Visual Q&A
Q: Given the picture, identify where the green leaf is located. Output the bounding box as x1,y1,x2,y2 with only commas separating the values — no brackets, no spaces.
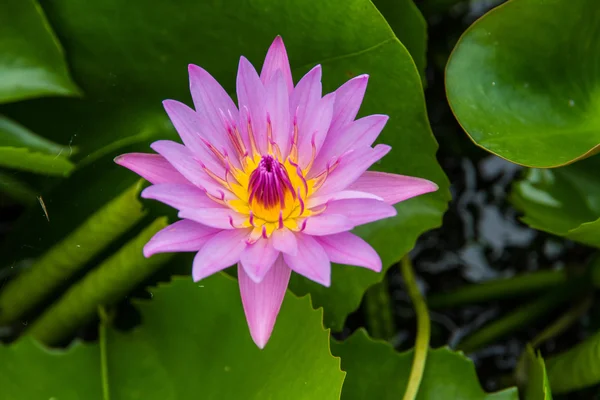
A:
545,329,600,394
0,275,345,399
0,115,74,155
0,147,74,176
0,181,147,325
524,346,553,400
29,218,173,345
511,155,600,248
0,0,80,103
331,329,518,399
372,0,428,82
0,170,37,205
3,0,449,330
446,0,600,168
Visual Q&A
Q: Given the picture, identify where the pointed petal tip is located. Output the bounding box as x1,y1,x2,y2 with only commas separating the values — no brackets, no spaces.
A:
113,154,125,165
251,332,269,349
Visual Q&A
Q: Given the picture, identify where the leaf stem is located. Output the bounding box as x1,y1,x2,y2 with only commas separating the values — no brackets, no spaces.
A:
457,276,589,353
401,256,430,400
98,306,110,400
427,269,567,309
0,181,146,325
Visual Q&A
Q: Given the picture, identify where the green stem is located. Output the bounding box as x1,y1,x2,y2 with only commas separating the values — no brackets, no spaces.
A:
28,218,172,345
98,306,110,400
364,279,395,340
401,256,430,400
456,276,589,353
0,181,146,325
427,269,567,309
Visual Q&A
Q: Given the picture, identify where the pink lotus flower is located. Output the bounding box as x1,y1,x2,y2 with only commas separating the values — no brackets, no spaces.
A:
115,36,437,348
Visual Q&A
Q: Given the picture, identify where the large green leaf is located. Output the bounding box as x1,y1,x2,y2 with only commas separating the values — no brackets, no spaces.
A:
0,115,74,155
511,155,600,248
2,0,448,330
372,0,428,81
0,0,80,103
0,275,344,399
0,147,74,176
545,329,600,394
446,0,600,168
331,329,518,399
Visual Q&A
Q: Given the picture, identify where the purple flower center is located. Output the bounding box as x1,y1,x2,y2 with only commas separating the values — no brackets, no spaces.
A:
248,155,295,209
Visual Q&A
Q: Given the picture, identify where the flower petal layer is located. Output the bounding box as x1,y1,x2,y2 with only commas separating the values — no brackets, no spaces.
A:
237,57,268,154
179,208,247,230
348,171,439,205
315,144,391,194
192,228,251,281
271,228,298,256
260,36,294,93
188,64,239,158
239,255,291,349
317,232,382,272
114,153,188,184
143,220,219,257
322,198,397,226
328,74,369,134
141,183,221,210
240,237,280,283
301,214,354,236
283,234,331,286
312,114,388,175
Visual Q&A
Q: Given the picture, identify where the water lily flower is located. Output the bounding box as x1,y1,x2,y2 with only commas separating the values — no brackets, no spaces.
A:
115,36,437,348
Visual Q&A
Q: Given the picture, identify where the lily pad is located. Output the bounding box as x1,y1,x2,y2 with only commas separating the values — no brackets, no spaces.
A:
511,155,600,248
446,0,600,168
0,0,80,103
331,329,518,399
0,275,344,399
2,0,449,330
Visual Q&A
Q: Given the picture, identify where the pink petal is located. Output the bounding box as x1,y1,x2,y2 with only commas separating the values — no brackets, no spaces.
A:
162,100,226,174
283,234,331,286
179,208,246,230
192,228,251,281
114,153,189,185
141,183,222,210
307,190,382,209
239,237,280,283
323,198,397,226
317,232,382,272
290,66,322,163
143,220,219,257
301,214,354,236
311,115,388,175
260,36,294,94
315,144,391,195
150,140,231,198
188,64,239,157
348,171,439,205
239,255,291,348
271,228,298,256
237,57,268,154
297,92,335,168
265,70,291,158
328,74,369,134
